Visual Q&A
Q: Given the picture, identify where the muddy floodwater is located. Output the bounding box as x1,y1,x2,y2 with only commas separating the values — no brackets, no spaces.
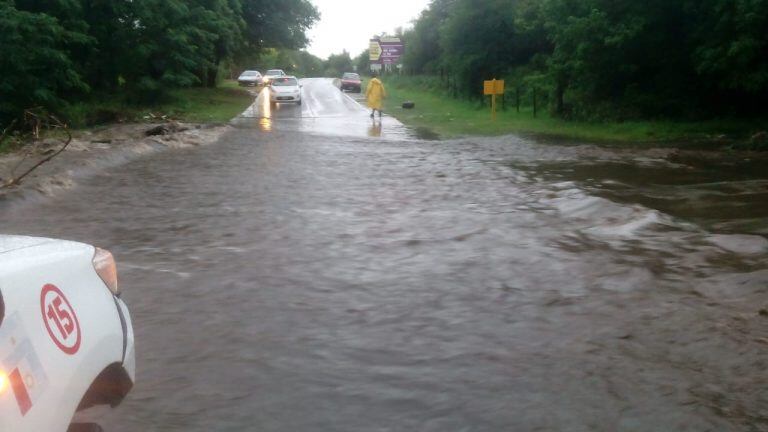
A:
2,79,767,431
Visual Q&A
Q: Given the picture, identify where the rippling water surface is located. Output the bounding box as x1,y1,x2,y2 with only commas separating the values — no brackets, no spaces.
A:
2,81,767,431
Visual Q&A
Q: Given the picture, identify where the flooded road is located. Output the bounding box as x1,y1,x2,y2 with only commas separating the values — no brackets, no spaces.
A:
2,79,768,431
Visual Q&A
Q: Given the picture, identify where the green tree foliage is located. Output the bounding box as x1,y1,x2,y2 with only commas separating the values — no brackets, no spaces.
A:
324,51,354,77
235,0,319,75
440,0,538,97
539,0,701,117
404,0,768,119
401,0,451,74
251,48,323,77
0,2,88,121
691,0,768,110
190,0,246,87
354,50,370,75
240,0,318,51
0,0,319,124
294,50,325,77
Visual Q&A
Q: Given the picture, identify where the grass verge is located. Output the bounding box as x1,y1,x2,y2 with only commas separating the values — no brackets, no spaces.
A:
62,80,254,127
161,83,254,123
382,76,767,147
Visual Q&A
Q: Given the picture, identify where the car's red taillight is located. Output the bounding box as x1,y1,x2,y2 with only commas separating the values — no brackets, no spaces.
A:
93,247,120,296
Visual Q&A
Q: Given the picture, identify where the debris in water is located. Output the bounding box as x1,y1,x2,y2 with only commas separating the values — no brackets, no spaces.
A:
145,121,189,136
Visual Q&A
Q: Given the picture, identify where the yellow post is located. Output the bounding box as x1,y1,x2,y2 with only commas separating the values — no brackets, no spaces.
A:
492,93,497,121
491,79,497,121
484,78,504,122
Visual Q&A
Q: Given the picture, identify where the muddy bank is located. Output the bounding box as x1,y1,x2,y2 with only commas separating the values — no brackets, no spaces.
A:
0,122,232,205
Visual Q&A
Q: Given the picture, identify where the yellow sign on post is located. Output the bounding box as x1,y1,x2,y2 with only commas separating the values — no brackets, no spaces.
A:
483,79,505,121
369,40,382,62
483,79,504,96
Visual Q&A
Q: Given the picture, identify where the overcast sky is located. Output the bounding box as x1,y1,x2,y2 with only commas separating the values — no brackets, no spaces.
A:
306,0,432,59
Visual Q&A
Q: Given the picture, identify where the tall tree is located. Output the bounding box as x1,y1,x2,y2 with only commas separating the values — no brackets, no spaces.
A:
690,0,768,112
240,0,319,51
354,49,370,75
325,51,354,77
404,0,768,118
0,2,88,123
440,0,533,97
190,0,246,87
401,0,453,74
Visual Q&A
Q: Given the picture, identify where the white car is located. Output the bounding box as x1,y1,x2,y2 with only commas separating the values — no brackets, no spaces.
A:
269,76,302,105
237,70,262,86
262,69,286,84
0,236,135,432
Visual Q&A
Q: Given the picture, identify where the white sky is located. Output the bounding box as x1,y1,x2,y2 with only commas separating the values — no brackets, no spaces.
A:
306,0,432,59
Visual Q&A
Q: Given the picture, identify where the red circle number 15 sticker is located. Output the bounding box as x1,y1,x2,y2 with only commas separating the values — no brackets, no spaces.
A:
40,284,82,355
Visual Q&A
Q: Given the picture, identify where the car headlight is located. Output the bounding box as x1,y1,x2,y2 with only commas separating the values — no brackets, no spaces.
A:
93,247,120,296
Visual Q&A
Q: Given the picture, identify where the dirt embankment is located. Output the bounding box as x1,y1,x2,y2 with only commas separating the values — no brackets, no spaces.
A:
0,122,232,204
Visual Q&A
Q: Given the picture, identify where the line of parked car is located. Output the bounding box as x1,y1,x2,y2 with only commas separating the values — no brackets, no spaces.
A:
238,69,304,106
237,68,289,87
237,69,363,109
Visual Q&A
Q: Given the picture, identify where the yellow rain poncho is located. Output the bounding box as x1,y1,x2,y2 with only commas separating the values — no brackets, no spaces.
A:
366,77,386,110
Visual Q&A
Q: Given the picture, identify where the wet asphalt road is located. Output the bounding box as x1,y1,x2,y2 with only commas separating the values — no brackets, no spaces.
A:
2,78,768,431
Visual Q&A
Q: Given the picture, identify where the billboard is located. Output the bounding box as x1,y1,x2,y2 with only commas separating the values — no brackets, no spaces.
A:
369,37,404,65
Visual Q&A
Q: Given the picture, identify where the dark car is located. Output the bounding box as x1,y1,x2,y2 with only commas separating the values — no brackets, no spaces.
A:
340,72,362,93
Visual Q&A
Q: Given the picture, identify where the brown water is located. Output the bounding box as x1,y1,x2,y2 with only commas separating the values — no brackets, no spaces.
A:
1,80,767,431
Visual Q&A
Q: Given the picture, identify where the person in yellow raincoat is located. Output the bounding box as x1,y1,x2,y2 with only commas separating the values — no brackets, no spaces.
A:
366,72,386,118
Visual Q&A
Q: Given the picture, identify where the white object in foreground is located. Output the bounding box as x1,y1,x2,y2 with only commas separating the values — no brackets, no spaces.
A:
0,236,135,432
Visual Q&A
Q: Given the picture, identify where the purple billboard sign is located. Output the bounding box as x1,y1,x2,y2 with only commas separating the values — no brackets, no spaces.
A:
369,37,404,65
380,37,404,65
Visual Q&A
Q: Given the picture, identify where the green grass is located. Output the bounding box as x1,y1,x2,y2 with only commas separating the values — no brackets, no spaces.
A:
62,80,254,127
382,76,767,147
0,137,19,154
161,82,254,123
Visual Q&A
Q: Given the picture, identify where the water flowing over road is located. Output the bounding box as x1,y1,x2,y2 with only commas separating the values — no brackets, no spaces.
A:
2,79,767,431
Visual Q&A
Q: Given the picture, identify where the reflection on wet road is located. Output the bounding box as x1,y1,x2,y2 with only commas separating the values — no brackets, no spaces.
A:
237,78,418,140
2,79,768,431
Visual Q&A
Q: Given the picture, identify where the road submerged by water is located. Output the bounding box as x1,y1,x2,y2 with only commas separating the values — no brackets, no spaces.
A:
2,78,767,431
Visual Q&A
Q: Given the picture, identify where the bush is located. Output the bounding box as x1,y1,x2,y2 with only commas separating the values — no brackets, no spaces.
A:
0,4,88,125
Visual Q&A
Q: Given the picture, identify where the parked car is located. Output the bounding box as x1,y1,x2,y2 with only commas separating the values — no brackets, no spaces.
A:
0,236,135,432
269,76,302,105
262,69,286,84
237,70,262,86
340,72,362,93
